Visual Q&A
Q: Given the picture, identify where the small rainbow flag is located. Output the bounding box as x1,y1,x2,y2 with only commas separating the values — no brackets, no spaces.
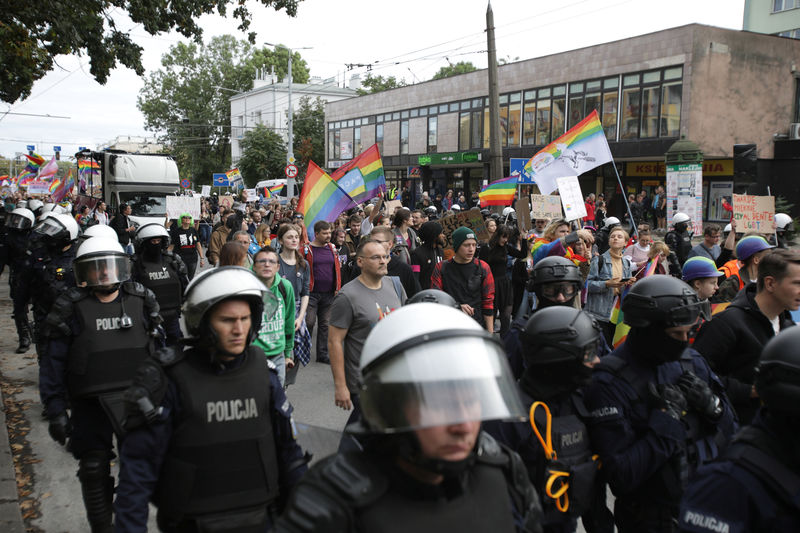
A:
298,161,358,240
78,159,100,173
479,175,518,207
51,169,75,203
330,144,385,204
48,177,61,193
263,184,283,198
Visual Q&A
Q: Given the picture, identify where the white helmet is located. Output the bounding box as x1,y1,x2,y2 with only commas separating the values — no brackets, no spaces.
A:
775,213,793,232
358,303,525,433
724,223,732,233
451,204,461,211
34,213,80,244
135,223,170,246
672,212,691,225
181,266,278,345
73,237,131,288
39,203,56,220
27,199,44,216
83,224,118,240
502,207,515,216
603,216,620,228
7,208,35,230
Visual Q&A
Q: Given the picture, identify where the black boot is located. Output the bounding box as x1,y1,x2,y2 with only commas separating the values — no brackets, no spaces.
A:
14,316,31,354
78,451,114,533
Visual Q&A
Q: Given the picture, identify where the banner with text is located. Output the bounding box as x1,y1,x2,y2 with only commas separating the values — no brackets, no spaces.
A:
733,194,775,233
530,194,564,221
556,176,587,222
439,208,490,249
166,196,201,221
201,185,211,197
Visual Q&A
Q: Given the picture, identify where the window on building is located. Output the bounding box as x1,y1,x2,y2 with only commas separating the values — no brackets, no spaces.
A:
255,111,262,124
376,124,384,154
499,103,509,147
401,120,409,155
508,99,521,147
620,74,641,140
602,77,619,140
773,0,800,12
523,100,536,145
552,85,566,139
428,116,437,153
236,115,244,139
328,131,335,160
333,129,341,159
661,82,682,137
536,94,551,145
640,86,661,138
483,105,491,149
459,112,470,151
354,127,362,155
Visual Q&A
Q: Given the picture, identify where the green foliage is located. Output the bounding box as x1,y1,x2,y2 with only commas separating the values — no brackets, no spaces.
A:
432,61,478,80
292,97,325,175
356,74,406,96
239,124,287,184
0,0,301,104
137,35,310,185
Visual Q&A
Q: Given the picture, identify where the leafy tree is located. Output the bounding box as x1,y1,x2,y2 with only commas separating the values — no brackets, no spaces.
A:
292,96,325,175
0,0,300,104
137,35,309,185
432,61,478,80
238,124,287,184
356,74,406,96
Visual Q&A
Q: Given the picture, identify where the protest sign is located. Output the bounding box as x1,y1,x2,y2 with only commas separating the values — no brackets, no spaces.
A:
384,200,403,217
201,185,211,197
556,176,587,222
733,194,775,233
166,195,201,220
515,197,531,232
219,195,234,210
27,180,50,195
439,208,490,249
244,188,258,202
530,194,563,221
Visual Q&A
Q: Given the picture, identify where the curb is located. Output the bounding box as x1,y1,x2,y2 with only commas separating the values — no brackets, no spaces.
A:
0,388,25,533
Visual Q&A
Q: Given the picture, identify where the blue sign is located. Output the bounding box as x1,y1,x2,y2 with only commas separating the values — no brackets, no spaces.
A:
510,157,534,184
26,145,35,151
79,146,87,151
53,146,61,152
212,173,229,187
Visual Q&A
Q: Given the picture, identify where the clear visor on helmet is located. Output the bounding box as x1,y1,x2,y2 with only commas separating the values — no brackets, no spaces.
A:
33,217,65,238
666,299,711,327
7,214,31,230
74,255,131,287
360,337,525,433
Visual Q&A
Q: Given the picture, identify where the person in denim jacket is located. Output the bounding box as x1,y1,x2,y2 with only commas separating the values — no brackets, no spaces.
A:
585,227,633,345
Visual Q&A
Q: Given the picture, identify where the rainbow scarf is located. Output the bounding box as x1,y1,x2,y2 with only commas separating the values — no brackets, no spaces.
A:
298,161,358,240
330,144,385,204
479,175,517,207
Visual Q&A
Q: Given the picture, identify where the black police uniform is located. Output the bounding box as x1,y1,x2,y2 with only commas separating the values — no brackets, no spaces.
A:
131,250,188,346
678,408,800,533
665,226,692,266
30,243,77,357
274,432,543,533
114,345,308,532
583,342,737,532
0,225,34,349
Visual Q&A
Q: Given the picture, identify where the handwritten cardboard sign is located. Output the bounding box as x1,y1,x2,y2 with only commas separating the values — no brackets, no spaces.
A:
244,188,258,202
166,196,201,220
384,200,403,217
201,185,211,197
219,195,234,210
515,197,531,233
439,208,490,249
530,194,563,221
733,194,775,233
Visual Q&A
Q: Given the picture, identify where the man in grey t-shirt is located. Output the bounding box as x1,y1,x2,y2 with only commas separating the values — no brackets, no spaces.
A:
328,239,405,443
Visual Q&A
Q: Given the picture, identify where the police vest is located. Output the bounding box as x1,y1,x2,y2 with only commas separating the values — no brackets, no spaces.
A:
40,247,77,313
441,259,485,325
666,230,692,263
155,346,280,522
719,259,744,291
67,291,151,398
136,256,182,318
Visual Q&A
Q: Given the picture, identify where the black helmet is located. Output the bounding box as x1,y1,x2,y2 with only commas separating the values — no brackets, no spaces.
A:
406,289,458,308
521,307,600,366
480,208,491,218
622,275,710,328
531,256,581,286
755,328,800,415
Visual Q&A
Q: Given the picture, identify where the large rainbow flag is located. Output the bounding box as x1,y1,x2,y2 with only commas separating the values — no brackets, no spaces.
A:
298,161,358,240
51,169,75,203
479,175,517,207
330,144,385,204
16,152,45,186
523,110,612,195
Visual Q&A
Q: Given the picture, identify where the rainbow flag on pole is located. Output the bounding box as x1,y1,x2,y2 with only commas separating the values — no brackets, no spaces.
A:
263,184,283,198
298,161,358,240
48,177,61,193
330,144,385,204
523,110,612,195
51,169,75,203
479,175,518,207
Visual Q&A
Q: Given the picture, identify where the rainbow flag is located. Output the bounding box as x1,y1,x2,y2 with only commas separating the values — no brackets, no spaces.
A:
263,184,283,198
51,169,75,203
25,152,45,166
78,159,100,173
48,177,61,193
330,144,385,204
479,175,517,207
523,110,612,194
298,161,358,240
38,156,59,179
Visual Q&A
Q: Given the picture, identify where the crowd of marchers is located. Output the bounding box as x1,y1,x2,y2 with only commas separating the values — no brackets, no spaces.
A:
0,187,799,533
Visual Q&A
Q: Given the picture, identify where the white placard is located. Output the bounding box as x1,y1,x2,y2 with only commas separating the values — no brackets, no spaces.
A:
166,196,201,220
556,176,587,221
201,185,211,197
244,188,258,202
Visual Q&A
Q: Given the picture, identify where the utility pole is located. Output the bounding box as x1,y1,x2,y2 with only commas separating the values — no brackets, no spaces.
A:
486,2,503,185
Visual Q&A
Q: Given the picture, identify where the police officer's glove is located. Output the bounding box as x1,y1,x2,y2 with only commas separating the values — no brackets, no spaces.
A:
48,412,71,446
648,383,687,421
678,371,723,420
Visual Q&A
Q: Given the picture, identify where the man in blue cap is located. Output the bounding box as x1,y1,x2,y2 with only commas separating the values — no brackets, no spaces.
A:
715,235,773,302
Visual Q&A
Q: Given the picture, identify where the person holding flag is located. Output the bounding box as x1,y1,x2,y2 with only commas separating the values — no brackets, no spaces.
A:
585,226,633,346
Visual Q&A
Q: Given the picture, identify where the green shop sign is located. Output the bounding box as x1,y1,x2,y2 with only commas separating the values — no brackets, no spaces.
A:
418,152,481,165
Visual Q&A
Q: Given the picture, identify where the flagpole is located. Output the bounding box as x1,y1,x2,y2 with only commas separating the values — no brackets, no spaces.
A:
611,161,639,238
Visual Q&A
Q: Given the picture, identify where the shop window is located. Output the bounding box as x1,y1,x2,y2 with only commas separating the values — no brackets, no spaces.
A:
459,112,470,151
585,92,601,118
427,117,437,153
401,120,409,155
552,96,566,139
536,99,551,145
661,82,682,137
602,90,618,141
640,86,660,138
523,101,536,145
508,101,521,147
621,87,640,140
376,124,384,154
569,96,584,129
354,127,362,155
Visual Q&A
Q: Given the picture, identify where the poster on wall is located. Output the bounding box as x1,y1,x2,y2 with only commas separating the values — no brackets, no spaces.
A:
666,163,703,235
707,181,734,222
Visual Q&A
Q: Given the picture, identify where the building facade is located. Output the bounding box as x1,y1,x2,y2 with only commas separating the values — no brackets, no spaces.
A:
325,24,800,221
744,0,800,38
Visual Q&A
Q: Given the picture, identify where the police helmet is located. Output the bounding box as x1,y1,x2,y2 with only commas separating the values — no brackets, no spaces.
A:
181,266,278,346
27,199,44,217
531,256,581,286
16,200,28,209
73,237,131,288
83,224,118,241
451,204,461,211
603,216,620,228
682,257,724,282
7,208,35,230
622,275,710,328
755,328,800,416
775,213,793,232
358,303,525,433
424,205,438,217
723,223,732,233
135,223,170,248
502,207,515,217
489,213,501,222
39,203,56,220
406,289,458,308
672,212,691,225
480,208,491,218
736,235,773,262
521,307,601,366
34,213,80,246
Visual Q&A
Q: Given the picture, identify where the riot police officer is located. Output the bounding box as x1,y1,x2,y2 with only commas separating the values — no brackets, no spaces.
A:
30,213,80,359
0,207,36,352
584,275,737,532
486,306,613,533
665,213,693,266
275,302,543,533
131,223,188,346
115,266,308,532
39,237,162,533
678,326,800,532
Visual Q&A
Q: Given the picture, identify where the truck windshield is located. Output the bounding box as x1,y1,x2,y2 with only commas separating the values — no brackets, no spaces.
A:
119,193,167,217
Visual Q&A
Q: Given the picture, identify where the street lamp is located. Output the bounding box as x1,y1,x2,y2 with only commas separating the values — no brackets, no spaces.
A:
263,42,312,200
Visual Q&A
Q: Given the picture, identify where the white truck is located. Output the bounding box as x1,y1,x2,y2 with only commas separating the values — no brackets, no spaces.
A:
75,149,181,226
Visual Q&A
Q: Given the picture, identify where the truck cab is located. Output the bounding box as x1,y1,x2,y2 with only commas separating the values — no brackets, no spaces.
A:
255,179,299,205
